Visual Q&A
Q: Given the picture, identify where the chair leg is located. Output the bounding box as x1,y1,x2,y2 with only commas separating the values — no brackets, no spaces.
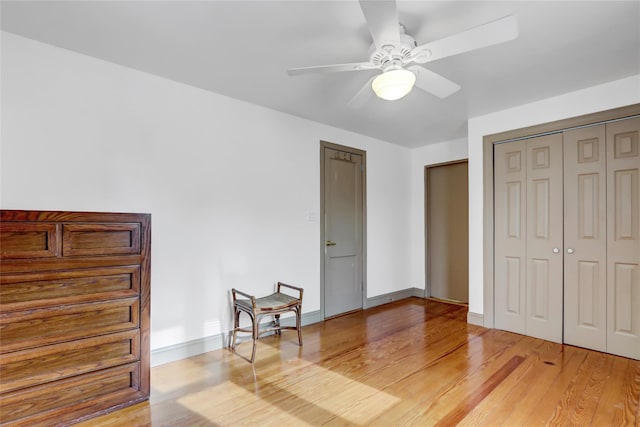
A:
231,307,240,351
296,305,302,346
250,313,258,363
274,314,281,335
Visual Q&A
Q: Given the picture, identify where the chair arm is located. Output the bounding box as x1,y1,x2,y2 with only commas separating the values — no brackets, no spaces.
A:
277,282,303,300
231,288,257,307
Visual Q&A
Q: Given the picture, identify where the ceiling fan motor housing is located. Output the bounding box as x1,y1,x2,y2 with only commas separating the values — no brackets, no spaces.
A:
369,33,417,71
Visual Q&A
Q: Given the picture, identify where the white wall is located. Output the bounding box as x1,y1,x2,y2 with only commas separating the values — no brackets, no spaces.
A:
0,32,413,351
4,31,637,357
365,142,413,297
467,74,640,316
408,138,468,290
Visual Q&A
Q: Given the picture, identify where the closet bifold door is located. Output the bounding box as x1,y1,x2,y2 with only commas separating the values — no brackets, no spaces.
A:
563,125,607,352
494,141,527,335
494,134,563,342
525,134,563,343
606,117,640,360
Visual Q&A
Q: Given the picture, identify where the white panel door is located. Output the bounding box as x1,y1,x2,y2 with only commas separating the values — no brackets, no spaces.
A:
323,147,364,318
494,141,527,334
606,117,640,360
525,134,564,343
564,125,607,352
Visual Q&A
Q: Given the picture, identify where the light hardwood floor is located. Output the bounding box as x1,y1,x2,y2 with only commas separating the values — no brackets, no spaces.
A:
79,298,639,426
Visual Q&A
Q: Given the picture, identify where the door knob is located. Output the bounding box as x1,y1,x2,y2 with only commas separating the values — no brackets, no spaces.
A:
567,248,575,254
552,248,560,254
325,241,336,246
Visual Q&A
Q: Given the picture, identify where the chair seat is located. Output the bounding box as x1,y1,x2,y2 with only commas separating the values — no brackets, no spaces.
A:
236,292,299,312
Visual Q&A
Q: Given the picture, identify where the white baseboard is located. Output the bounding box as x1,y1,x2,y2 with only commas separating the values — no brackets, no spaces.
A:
280,309,323,327
365,287,425,309
151,333,228,367
467,311,484,326
151,309,322,367
152,289,432,367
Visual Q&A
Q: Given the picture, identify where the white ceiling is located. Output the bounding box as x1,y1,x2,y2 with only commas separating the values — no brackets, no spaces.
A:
2,1,639,148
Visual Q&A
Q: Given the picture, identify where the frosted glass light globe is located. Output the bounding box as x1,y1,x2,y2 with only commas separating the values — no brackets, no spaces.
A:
371,69,416,101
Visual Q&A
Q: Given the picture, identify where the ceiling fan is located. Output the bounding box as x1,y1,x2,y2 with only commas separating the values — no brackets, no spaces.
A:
287,0,518,105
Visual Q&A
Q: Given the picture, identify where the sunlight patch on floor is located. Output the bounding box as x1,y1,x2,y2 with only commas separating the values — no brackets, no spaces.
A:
152,358,213,393
177,359,400,425
265,360,401,424
177,380,312,426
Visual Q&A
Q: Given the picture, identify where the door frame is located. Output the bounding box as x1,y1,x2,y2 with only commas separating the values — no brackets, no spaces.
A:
320,140,367,320
482,103,640,328
424,159,469,301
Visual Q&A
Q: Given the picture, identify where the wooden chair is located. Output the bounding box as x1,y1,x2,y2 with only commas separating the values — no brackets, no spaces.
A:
230,282,303,363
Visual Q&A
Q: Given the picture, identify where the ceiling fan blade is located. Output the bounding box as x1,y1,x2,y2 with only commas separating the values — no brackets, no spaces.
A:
408,65,461,99
359,0,400,49
412,15,518,64
287,62,377,76
347,76,377,109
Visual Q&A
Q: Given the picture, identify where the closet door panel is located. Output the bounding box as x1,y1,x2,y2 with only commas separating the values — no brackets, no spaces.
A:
525,134,564,343
494,142,527,334
606,117,640,360
563,125,607,351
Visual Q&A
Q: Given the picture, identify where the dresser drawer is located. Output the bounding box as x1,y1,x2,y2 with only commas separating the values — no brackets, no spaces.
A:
0,223,59,260
0,298,139,353
62,223,140,257
0,330,139,393
0,362,143,426
0,266,140,312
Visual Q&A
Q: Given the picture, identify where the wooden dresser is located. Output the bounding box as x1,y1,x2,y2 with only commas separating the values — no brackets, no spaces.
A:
0,210,151,426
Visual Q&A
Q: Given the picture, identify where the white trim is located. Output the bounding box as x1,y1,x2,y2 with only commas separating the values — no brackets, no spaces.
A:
151,310,322,367
152,288,434,367
493,114,640,145
281,310,324,327
467,312,485,327
365,287,425,309
151,333,227,367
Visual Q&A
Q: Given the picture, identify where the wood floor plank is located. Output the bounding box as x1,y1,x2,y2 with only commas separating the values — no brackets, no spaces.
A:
391,332,536,426
505,344,589,426
466,340,572,426
74,298,639,427
591,356,640,426
434,354,525,426
548,350,614,425
455,339,558,426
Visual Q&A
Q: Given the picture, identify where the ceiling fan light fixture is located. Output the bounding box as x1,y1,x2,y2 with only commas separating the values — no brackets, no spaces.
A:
371,69,416,101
